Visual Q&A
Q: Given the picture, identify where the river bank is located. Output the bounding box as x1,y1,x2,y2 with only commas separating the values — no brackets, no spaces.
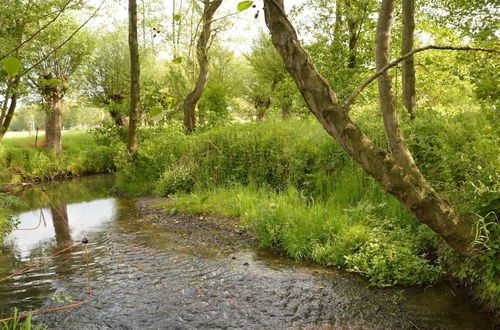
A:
0,176,497,328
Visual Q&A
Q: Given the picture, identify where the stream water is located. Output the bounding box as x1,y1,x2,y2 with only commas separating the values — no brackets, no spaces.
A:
0,175,495,329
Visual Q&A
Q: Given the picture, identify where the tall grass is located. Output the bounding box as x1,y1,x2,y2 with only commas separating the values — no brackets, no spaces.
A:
0,131,116,183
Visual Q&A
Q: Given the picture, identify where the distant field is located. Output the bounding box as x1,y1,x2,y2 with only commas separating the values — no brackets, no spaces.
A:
2,130,90,147
4,130,44,138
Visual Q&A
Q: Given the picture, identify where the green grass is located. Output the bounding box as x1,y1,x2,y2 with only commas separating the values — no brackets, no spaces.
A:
160,166,443,287
0,131,116,184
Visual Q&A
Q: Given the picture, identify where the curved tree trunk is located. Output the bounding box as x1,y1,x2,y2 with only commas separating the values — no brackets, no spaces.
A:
0,77,20,141
262,0,475,255
376,0,422,181
128,0,141,155
182,0,222,135
401,0,416,119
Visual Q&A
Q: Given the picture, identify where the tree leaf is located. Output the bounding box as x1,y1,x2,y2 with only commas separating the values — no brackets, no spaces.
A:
150,105,163,116
237,1,254,11
172,57,183,64
174,14,182,21
2,57,22,77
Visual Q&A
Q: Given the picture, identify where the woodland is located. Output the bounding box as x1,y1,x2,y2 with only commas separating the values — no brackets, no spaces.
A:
0,0,499,320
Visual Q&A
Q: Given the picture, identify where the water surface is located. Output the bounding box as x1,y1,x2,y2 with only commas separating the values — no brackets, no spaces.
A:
0,176,495,329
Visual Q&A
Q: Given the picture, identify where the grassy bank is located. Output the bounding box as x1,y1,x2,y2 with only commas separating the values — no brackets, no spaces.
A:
116,108,499,309
0,131,116,184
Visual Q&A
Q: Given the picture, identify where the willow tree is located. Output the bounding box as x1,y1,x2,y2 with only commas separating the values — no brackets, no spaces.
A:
28,20,91,155
86,29,130,127
247,0,495,255
182,0,223,134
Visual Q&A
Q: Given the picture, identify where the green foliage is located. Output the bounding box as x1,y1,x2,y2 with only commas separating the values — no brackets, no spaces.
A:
161,183,441,287
2,57,22,77
0,193,25,246
237,1,254,11
0,309,47,330
0,132,116,183
91,123,128,146
198,82,229,129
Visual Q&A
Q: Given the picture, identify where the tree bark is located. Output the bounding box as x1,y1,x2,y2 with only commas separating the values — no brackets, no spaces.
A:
0,78,20,140
262,0,476,255
345,1,358,69
40,75,65,155
128,0,141,154
376,0,422,181
109,94,126,126
281,102,291,119
182,0,222,134
44,94,63,155
334,1,342,42
401,0,416,119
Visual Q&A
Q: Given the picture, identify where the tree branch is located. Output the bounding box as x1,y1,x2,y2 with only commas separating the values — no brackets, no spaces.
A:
19,0,105,78
0,0,73,62
345,45,500,108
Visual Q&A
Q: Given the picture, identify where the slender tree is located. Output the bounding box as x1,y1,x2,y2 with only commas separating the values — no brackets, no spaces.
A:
182,0,223,134
128,0,141,154
401,0,416,119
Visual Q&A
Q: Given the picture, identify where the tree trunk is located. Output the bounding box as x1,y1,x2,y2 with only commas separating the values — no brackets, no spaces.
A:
334,1,342,42
128,0,141,154
262,0,475,255
401,0,416,119
345,0,358,68
281,102,291,119
182,0,222,135
376,0,422,181
0,78,13,128
109,94,126,126
44,94,63,155
109,108,126,126
0,78,19,141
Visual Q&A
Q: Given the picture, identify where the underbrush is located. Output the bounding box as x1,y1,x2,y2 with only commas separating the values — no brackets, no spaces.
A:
0,193,25,247
0,131,116,183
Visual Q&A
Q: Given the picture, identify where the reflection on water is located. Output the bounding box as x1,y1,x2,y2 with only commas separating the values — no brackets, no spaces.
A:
0,175,496,329
6,199,116,259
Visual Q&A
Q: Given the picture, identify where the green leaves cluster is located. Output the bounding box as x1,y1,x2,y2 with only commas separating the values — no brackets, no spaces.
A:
2,57,22,77
237,1,254,11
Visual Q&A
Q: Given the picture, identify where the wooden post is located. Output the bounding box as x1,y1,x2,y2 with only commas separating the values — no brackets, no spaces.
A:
35,126,39,147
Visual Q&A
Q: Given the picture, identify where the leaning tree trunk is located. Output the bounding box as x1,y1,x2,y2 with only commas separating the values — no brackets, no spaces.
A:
262,0,475,255
401,0,416,119
128,0,141,155
376,0,422,181
0,77,20,141
182,0,223,134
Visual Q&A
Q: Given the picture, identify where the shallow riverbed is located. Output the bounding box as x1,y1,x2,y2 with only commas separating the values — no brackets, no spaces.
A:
0,176,495,329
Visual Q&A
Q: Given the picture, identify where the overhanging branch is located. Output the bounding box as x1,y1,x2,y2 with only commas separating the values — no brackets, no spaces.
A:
0,0,73,62
345,45,500,108
19,0,105,78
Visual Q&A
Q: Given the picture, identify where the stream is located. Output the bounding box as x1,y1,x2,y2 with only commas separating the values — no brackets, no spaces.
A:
0,175,495,329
